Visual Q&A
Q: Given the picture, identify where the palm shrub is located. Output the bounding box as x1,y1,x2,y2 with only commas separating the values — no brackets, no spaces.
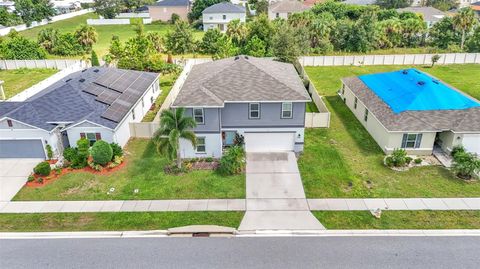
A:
153,108,197,169
34,161,51,176
387,148,408,167
452,151,480,180
218,146,245,176
91,140,113,166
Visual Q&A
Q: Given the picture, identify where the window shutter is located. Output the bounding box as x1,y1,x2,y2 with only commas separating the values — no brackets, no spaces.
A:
401,134,407,148
80,133,86,139
415,134,422,148
95,133,102,140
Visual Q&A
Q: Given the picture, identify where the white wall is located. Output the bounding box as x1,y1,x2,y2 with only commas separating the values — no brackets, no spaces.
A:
87,18,152,25
179,133,222,158
66,125,114,147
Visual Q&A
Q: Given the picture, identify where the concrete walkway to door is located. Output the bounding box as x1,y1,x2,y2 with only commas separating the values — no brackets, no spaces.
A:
238,152,325,231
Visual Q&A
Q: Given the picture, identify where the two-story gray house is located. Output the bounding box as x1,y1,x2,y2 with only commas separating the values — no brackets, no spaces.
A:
171,56,311,158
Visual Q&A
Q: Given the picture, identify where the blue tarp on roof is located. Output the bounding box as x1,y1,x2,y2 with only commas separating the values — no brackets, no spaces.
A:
359,68,480,114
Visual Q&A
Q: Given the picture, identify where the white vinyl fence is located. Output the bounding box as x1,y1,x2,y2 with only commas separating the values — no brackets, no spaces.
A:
116,13,150,18
299,53,480,66
0,9,93,36
7,61,87,101
0,59,83,70
87,18,152,25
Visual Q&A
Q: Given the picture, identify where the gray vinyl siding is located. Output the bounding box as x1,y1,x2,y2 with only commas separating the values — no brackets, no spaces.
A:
0,119,34,129
185,108,221,132
221,102,306,128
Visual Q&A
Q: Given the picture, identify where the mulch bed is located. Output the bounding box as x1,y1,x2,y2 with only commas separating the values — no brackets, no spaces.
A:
25,160,127,188
189,161,219,170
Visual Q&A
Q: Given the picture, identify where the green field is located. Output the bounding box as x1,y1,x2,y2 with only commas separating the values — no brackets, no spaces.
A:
0,68,58,99
0,212,244,232
19,13,204,58
314,211,480,229
14,139,245,201
300,64,480,198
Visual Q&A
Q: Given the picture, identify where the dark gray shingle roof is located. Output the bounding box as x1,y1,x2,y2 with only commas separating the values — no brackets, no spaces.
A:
172,56,310,107
149,0,189,7
202,2,245,14
342,76,480,133
0,67,158,131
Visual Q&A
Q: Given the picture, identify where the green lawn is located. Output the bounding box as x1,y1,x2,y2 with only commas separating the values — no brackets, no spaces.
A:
14,139,245,201
306,101,319,113
19,13,204,58
300,64,480,198
314,211,480,229
0,212,244,232
142,73,177,122
0,68,58,99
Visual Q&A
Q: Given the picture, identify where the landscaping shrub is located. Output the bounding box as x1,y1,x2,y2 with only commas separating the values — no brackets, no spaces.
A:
72,138,90,168
233,133,245,146
110,142,123,159
45,144,53,159
107,155,124,169
451,145,466,158
414,158,422,164
405,156,413,164
389,148,408,167
91,140,113,166
36,177,44,183
205,157,214,163
63,147,77,162
27,175,35,182
33,161,51,176
452,151,480,180
217,146,245,176
385,156,394,167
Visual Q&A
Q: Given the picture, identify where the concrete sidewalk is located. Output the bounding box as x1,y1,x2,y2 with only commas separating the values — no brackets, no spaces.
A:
0,199,245,213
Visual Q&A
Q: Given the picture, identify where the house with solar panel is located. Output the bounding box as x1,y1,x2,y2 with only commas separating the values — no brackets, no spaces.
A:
340,69,480,156
0,68,160,159
171,55,311,158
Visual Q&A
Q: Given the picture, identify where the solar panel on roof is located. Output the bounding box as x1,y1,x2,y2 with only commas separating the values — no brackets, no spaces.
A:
94,69,126,88
101,101,130,122
82,85,105,96
95,89,121,105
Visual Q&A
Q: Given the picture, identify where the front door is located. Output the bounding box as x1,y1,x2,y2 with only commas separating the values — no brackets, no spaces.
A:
222,131,236,147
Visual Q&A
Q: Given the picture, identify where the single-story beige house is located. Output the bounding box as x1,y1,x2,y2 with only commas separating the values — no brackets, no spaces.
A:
268,0,310,20
340,69,480,156
148,0,190,22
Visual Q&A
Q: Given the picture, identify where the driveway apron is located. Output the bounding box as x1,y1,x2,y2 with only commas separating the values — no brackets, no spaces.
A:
0,159,42,201
239,152,325,231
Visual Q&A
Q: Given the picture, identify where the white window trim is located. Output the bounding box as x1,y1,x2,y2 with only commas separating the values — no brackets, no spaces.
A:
249,103,260,119
196,137,206,153
193,108,205,124
281,102,293,119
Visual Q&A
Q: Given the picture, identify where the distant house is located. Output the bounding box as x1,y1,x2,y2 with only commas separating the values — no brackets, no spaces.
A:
304,0,325,7
397,6,446,28
0,1,15,13
268,0,310,20
339,69,480,156
0,68,160,159
472,2,480,16
171,56,311,158
202,2,246,32
148,0,190,22
340,0,376,5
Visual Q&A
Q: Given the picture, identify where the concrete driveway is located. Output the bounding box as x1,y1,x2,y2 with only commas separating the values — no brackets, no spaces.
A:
0,159,41,201
239,152,324,231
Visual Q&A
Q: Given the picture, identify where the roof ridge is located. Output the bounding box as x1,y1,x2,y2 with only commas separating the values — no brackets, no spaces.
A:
199,86,223,105
403,111,439,130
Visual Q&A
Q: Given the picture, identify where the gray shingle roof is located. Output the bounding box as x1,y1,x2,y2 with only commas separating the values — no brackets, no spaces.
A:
202,2,245,14
342,76,480,133
149,0,190,7
269,0,310,13
397,6,446,23
0,67,158,131
172,56,311,107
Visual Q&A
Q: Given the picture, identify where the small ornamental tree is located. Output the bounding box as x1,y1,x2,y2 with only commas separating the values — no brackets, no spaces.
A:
91,140,113,165
431,54,441,67
452,151,480,180
73,138,90,168
91,50,100,66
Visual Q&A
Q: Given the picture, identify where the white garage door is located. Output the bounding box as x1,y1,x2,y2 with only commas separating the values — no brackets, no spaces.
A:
244,132,295,152
463,134,480,155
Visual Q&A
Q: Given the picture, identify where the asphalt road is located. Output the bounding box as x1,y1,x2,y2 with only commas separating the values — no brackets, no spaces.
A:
1,236,480,269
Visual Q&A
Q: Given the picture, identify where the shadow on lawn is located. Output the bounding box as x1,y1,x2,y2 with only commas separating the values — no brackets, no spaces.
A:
325,95,383,157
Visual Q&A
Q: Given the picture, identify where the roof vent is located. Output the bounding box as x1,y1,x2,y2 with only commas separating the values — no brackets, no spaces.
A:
81,69,87,72
402,70,408,75
79,78,85,83
234,56,240,60
244,55,249,60
432,80,439,84
65,78,72,82
93,69,99,73
417,81,425,86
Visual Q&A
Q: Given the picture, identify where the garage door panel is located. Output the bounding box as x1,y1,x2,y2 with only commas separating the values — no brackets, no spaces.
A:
0,140,45,158
463,135,480,155
244,133,295,152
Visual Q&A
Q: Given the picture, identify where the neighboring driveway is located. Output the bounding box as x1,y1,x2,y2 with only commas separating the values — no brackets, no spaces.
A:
239,152,324,231
0,159,41,201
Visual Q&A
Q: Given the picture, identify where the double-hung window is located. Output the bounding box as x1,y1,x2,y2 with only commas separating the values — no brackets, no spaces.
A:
401,133,422,149
281,102,293,119
354,97,358,109
193,108,204,124
196,137,206,153
80,132,101,146
364,108,369,122
249,103,260,119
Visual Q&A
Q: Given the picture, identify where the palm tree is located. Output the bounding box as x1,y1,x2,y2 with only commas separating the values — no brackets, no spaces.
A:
153,108,197,169
453,8,477,50
226,19,249,47
74,24,98,52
